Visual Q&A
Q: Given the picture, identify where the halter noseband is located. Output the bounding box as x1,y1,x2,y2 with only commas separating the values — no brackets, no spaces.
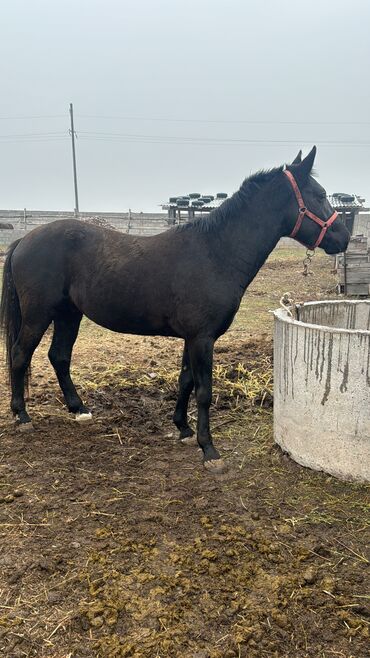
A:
284,169,338,250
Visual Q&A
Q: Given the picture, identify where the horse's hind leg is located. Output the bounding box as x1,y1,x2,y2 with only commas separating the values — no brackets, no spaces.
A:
48,308,91,421
11,321,50,428
173,343,196,443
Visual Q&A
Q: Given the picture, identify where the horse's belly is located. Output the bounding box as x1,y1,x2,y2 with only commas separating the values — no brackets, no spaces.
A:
81,302,178,338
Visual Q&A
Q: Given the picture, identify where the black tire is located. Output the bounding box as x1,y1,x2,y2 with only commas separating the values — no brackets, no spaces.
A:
216,192,228,199
189,193,201,199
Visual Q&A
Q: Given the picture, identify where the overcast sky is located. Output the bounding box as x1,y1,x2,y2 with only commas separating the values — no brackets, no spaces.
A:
0,0,369,212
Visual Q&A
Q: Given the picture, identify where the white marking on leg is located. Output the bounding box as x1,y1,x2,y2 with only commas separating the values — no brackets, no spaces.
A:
75,412,93,423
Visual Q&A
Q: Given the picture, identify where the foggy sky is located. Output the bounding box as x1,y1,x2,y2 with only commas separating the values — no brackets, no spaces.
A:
1,0,369,212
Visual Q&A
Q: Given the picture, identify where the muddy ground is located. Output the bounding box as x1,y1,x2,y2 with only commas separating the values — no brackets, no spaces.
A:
0,248,369,658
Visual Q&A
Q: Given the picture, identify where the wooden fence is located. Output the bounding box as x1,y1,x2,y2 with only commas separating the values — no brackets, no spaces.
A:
337,235,370,296
0,209,169,246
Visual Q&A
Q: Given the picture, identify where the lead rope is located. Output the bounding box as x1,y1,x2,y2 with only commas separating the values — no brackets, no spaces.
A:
279,249,316,318
302,249,315,276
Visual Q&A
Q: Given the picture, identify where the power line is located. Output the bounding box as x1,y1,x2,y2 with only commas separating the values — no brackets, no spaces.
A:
0,131,66,139
0,137,69,143
0,118,369,147
1,128,369,146
0,114,66,120
0,130,369,147
78,131,370,146
79,139,370,147
0,112,369,127
77,114,370,127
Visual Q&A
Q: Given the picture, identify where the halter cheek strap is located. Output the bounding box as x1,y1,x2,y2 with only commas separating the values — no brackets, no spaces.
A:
284,169,338,250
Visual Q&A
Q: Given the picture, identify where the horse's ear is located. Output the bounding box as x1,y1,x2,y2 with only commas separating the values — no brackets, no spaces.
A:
291,150,302,165
294,146,317,179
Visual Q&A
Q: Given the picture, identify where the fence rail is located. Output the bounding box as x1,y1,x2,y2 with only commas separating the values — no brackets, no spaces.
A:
0,209,170,246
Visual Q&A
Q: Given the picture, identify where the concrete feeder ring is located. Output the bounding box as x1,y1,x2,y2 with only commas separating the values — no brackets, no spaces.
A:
273,300,370,482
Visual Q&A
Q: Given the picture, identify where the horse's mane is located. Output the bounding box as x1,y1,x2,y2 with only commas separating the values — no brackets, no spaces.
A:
175,166,284,234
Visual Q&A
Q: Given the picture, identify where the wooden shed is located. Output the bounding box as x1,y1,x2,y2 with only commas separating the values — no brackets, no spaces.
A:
333,194,370,296
329,193,368,236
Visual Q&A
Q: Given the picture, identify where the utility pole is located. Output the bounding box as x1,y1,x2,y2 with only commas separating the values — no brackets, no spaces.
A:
69,102,79,214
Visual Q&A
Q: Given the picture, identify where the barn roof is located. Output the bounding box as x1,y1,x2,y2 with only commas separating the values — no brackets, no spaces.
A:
328,193,365,210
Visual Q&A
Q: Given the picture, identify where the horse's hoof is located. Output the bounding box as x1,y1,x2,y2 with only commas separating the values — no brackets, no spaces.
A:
203,458,227,474
75,412,93,423
180,435,198,446
17,422,34,433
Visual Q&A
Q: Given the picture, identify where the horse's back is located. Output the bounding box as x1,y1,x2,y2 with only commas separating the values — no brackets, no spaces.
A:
9,218,237,338
11,219,144,274
10,220,178,333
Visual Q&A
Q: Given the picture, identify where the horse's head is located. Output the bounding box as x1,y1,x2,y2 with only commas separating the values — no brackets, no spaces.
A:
282,147,350,255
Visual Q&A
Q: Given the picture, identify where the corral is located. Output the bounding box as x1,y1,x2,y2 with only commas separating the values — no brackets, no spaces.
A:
0,247,369,658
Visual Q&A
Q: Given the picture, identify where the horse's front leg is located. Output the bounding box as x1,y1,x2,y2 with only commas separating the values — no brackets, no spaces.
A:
173,343,196,443
188,336,226,473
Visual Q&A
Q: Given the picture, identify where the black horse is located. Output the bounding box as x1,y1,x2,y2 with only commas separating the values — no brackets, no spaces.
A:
0,147,349,472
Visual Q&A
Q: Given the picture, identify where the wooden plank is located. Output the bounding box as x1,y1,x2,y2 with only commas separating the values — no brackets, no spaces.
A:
338,259,370,266
339,272,370,284
344,284,370,295
339,260,370,268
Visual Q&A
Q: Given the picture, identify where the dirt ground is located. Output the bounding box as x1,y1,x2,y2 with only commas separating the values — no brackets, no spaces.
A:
0,248,369,658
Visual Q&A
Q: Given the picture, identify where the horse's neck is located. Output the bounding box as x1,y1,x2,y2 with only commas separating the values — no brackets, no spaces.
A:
214,202,283,290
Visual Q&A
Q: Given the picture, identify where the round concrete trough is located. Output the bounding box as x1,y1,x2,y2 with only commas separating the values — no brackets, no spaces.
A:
273,300,370,482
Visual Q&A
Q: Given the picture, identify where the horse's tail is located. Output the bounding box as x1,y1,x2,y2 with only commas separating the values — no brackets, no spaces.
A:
0,239,23,385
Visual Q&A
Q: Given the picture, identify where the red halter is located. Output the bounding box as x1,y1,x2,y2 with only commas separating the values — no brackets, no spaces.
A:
284,169,338,250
